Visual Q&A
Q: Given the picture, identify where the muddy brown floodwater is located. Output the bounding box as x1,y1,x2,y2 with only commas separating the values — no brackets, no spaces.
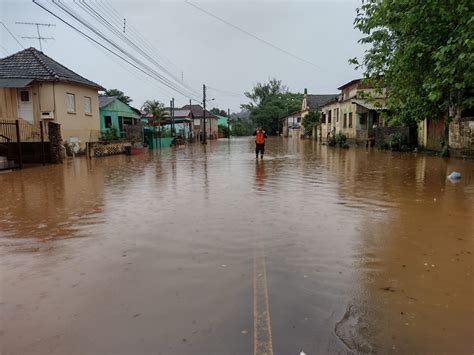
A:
1,137,473,355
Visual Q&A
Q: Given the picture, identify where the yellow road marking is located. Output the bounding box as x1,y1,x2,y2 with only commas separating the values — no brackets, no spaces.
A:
253,242,274,355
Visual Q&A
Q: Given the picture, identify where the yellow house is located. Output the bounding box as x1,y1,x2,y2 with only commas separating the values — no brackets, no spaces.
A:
318,79,387,143
0,47,103,148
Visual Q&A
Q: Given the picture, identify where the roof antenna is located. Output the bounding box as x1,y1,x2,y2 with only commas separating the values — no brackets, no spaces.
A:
16,22,55,51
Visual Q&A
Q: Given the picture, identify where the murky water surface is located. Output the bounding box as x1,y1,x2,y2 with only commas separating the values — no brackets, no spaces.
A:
1,138,473,354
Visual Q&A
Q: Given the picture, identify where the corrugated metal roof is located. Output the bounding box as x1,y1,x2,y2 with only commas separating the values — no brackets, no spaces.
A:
99,96,119,108
352,99,387,110
306,94,339,109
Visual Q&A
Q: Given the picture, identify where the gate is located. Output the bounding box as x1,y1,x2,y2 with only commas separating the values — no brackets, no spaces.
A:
0,119,50,169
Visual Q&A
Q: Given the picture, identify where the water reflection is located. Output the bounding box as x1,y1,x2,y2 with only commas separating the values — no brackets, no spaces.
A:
0,138,473,354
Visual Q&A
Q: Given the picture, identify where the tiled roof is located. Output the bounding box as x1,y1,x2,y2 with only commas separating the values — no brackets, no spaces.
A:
306,94,339,110
0,47,103,89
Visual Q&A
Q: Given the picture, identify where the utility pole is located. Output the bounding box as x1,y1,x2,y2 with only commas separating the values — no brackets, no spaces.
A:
227,108,230,139
202,84,207,144
170,97,175,136
16,22,55,51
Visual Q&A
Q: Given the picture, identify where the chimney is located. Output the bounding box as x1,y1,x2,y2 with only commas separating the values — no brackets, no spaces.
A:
304,88,308,95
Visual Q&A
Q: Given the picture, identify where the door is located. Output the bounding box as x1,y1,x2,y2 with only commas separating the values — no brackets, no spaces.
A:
17,89,34,123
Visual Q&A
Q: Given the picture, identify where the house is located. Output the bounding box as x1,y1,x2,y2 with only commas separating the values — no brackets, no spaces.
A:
180,104,218,140
318,79,387,144
300,89,338,137
0,47,103,148
282,111,302,137
99,96,141,137
164,108,194,138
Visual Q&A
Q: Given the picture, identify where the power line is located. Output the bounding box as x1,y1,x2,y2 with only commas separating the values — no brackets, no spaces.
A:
41,0,201,101
185,1,321,70
75,0,198,96
33,0,200,101
0,22,24,49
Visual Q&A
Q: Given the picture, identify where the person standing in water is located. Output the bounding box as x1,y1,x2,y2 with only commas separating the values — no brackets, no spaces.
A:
253,127,267,159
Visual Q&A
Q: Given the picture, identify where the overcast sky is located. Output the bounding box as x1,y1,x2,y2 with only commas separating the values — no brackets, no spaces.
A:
1,0,365,112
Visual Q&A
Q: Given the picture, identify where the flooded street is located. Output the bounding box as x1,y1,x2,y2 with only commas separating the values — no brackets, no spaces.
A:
1,137,473,354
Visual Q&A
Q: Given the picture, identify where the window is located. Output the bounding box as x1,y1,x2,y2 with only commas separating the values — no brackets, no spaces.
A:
343,113,347,128
360,113,367,126
328,110,332,124
20,90,30,102
336,108,339,122
104,116,112,128
84,96,92,114
349,112,353,128
321,113,326,124
297,117,301,123
66,93,75,113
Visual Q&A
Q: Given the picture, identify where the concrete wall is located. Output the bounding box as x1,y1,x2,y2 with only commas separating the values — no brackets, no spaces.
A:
449,118,474,158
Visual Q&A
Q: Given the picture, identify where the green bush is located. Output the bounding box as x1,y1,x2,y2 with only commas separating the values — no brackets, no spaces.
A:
335,133,347,147
100,126,120,141
388,132,402,151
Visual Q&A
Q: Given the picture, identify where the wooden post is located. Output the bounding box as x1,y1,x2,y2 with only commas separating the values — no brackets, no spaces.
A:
15,120,22,169
40,121,46,165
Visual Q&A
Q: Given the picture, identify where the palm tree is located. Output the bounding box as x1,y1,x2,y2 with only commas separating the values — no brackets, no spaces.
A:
142,100,169,135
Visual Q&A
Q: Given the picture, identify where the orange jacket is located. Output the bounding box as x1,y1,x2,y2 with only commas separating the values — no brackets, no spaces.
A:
255,130,267,144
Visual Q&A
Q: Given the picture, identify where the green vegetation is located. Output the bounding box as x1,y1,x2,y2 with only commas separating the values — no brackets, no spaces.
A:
142,100,169,131
301,111,321,136
210,108,227,117
101,88,132,104
335,133,348,148
351,0,474,125
231,118,254,136
100,126,120,141
242,78,302,134
218,124,230,138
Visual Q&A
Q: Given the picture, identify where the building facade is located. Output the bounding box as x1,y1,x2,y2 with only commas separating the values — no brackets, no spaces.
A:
0,47,103,148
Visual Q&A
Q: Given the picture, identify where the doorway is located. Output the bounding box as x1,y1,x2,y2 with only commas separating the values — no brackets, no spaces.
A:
17,88,34,124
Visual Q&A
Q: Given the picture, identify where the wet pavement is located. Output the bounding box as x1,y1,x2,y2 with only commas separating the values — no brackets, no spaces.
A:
1,137,473,354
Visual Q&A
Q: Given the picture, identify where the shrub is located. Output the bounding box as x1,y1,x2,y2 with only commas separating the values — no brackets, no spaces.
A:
100,126,120,141
335,133,347,147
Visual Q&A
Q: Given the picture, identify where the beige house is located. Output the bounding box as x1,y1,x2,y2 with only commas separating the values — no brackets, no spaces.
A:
318,79,387,144
0,47,103,148
300,89,338,138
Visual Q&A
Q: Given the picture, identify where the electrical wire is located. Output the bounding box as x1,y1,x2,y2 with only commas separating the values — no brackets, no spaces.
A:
185,1,321,70
33,0,200,101
44,0,200,100
1,22,24,49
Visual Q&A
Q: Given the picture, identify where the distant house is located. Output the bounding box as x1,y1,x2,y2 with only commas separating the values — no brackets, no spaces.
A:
300,89,338,137
99,96,141,137
282,111,302,137
181,104,218,140
318,79,387,143
0,47,103,148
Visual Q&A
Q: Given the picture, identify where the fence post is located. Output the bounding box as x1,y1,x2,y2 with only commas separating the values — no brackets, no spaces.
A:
15,120,23,169
40,121,46,165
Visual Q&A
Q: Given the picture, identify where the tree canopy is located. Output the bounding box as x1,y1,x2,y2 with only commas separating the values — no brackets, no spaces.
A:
242,79,302,134
101,89,132,104
351,0,474,124
142,100,168,127
210,108,227,117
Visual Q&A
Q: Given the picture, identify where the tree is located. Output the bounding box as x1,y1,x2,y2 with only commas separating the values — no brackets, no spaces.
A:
351,0,474,125
210,108,227,117
301,111,321,136
242,79,303,134
142,100,169,132
101,89,132,104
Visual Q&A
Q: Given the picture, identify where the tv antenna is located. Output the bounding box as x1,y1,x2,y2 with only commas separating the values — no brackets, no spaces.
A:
16,22,55,51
